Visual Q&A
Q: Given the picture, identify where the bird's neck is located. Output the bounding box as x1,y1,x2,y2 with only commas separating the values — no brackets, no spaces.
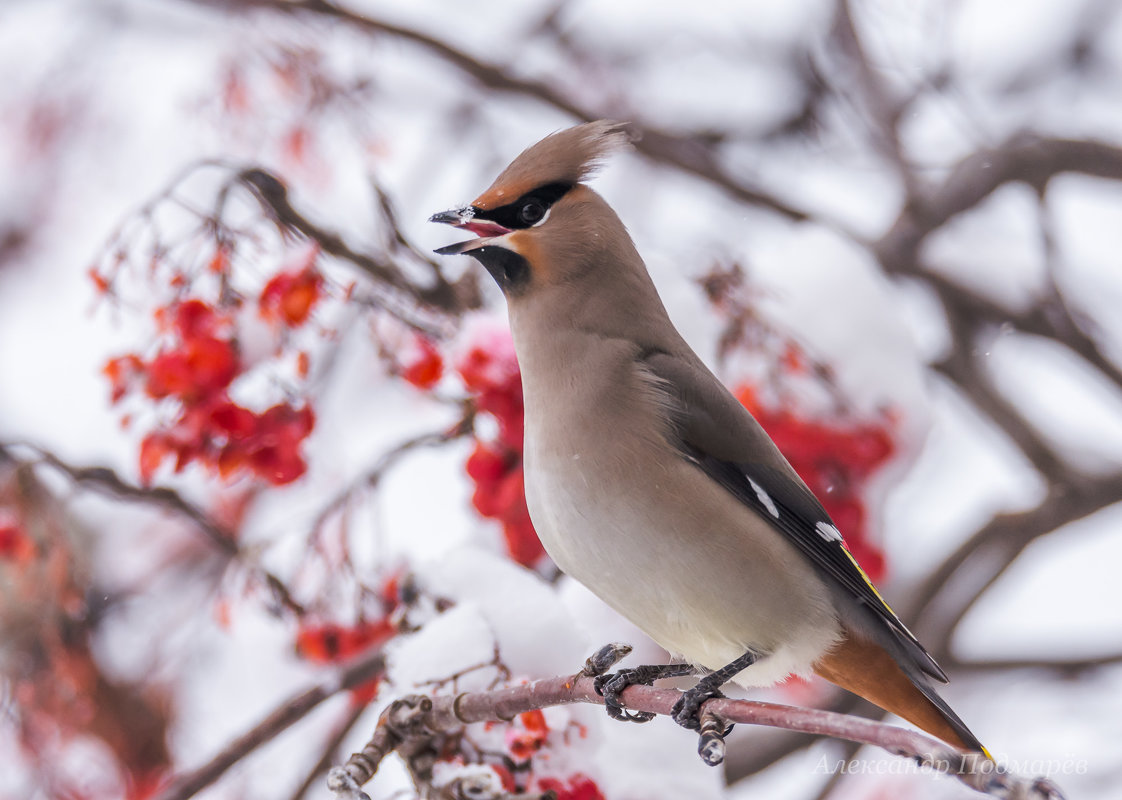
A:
506,265,686,428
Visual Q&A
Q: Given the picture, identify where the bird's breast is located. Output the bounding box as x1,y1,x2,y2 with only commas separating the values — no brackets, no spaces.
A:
514,338,840,682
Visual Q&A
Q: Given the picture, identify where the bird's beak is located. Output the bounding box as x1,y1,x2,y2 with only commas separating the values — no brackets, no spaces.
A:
430,205,529,290
430,205,512,255
429,207,473,227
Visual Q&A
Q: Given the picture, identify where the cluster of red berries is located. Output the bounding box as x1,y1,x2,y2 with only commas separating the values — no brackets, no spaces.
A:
102,270,321,487
0,512,33,563
736,385,892,581
292,570,406,703
486,711,604,800
402,323,544,568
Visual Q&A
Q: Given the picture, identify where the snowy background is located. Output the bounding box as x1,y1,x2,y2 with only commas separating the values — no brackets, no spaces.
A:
1,1,1121,799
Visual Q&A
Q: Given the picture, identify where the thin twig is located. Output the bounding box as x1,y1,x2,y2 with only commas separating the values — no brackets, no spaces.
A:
930,309,1070,482
0,441,305,616
310,411,475,535
193,0,817,223
237,168,469,314
948,651,1122,675
287,701,372,800
154,650,386,800
830,0,920,198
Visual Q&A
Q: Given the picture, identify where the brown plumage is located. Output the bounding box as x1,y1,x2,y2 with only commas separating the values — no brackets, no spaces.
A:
472,121,631,210
432,120,987,756
815,633,977,751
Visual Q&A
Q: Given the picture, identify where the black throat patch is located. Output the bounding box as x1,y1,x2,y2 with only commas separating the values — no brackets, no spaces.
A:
465,246,531,293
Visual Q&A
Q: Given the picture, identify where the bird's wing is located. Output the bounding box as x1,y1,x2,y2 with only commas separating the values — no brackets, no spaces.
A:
643,351,947,682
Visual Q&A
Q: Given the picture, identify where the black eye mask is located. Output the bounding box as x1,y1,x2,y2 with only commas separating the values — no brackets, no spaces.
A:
473,182,573,230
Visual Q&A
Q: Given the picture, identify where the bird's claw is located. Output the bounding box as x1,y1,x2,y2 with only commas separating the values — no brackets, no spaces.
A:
672,685,735,766
670,685,727,731
581,643,632,677
594,670,657,723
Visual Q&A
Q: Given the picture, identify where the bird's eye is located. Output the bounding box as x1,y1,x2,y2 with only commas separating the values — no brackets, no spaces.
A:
518,199,546,225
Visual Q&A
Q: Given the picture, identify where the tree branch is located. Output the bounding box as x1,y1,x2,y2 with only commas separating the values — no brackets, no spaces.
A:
875,134,1122,272
948,651,1122,676
153,650,385,800
875,135,1122,408
909,472,1122,651
0,441,305,617
330,674,1064,800
196,0,815,223
829,0,920,197
868,135,1122,665
236,168,472,315
291,0,815,220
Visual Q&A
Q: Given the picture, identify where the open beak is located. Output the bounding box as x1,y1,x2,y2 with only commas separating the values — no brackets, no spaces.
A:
430,206,512,254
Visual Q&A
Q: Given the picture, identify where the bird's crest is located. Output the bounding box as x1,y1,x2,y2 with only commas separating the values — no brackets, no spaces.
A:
473,120,633,210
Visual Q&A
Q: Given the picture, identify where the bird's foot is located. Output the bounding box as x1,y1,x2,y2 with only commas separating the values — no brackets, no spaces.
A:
581,643,633,678
672,682,735,766
593,667,660,723
582,646,697,724
672,651,756,766
670,683,726,730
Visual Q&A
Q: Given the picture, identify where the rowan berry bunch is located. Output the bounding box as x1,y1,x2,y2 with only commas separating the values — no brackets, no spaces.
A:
91,174,341,490
702,260,896,579
400,320,544,568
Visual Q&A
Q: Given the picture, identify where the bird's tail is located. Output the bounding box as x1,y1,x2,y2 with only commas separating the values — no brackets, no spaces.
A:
813,633,990,757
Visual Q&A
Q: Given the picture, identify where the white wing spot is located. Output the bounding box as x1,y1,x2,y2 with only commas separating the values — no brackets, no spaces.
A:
748,479,779,518
816,521,842,542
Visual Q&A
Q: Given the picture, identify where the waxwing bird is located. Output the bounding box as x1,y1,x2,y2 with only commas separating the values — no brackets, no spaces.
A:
431,121,987,761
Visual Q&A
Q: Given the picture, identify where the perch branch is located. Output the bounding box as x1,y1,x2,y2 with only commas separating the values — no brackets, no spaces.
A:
331,673,1063,800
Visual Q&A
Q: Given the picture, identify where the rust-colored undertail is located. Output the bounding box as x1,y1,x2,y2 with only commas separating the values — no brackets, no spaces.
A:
813,632,986,754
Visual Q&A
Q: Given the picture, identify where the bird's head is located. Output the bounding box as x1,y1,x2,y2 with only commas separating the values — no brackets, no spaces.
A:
431,120,635,296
